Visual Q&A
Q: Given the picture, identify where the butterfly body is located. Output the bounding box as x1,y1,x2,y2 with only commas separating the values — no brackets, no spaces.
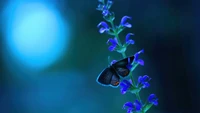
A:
96,56,135,88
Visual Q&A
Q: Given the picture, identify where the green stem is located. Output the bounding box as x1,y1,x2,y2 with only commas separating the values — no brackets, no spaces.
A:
110,21,123,46
122,52,126,58
131,63,139,71
129,73,136,86
109,19,143,106
136,92,142,103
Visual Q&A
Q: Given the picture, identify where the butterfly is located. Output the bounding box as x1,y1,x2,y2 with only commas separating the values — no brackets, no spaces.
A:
96,55,135,88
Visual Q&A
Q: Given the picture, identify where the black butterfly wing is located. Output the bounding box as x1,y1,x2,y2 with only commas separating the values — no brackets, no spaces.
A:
111,56,134,77
113,67,130,78
110,73,120,87
96,67,120,88
112,55,135,67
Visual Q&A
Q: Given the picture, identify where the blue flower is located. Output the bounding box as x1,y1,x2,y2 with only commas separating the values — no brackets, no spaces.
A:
125,33,135,45
134,49,144,66
98,0,104,3
120,16,132,28
148,94,158,106
107,38,118,51
106,0,113,9
97,0,113,16
123,100,142,113
96,4,104,11
120,80,132,94
101,0,113,16
97,21,110,33
137,75,151,88
102,5,110,16
102,9,109,16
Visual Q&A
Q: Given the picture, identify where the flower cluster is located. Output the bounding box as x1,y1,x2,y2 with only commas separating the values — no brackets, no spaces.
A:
96,0,158,113
123,94,158,113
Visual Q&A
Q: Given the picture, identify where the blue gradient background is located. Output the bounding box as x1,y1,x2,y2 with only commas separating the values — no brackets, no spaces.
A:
0,0,199,113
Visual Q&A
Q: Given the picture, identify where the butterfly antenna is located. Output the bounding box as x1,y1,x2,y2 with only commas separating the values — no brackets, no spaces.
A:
108,56,111,66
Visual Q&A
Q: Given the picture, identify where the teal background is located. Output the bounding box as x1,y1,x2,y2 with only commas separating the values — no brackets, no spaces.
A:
0,0,199,113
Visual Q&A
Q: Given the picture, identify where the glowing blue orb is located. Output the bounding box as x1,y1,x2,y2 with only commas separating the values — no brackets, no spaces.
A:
3,1,68,70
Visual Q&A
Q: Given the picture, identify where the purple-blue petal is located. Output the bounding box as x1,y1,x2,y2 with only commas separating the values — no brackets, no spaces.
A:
133,100,142,111
138,76,143,84
102,10,109,16
148,94,156,101
120,16,132,28
99,28,107,33
110,60,117,65
107,0,113,4
120,87,128,94
123,102,134,109
120,82,127,88
108,45,117,51
148,94,158,106
107,38,118,45
153,100,158,106
123,80,131,86
107,38,118,51
138,75,151,88
142,75,150,81
123,100,142,113
120,80,131,87
126,39,135,45
134,49,144,58
124,23,132,28
134,49,144,65
120,80,132,94
137,59,144,66
114,38,119,44
97,21,109,28
128,79,133,84
126,33,135,45
97,21,109,33
127,108,133,113
142,82,150,88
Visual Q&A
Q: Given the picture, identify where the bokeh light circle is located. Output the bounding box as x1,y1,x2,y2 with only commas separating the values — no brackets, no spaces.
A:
3,1,69,70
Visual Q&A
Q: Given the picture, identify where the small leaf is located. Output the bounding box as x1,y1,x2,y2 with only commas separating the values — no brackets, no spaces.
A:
129,86,141,94
116,46,127,53
116,25,124,34
103,12,115,22
107,30,115,36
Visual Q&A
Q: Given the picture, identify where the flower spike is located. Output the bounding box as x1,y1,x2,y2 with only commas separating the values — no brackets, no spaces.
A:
96,0,158,113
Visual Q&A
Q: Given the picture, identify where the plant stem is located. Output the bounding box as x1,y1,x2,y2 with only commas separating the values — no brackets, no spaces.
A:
136,92,142,103
109,19,143,104
110,21,123,46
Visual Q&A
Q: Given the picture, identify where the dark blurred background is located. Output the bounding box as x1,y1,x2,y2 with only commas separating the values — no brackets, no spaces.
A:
0,0,199,113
